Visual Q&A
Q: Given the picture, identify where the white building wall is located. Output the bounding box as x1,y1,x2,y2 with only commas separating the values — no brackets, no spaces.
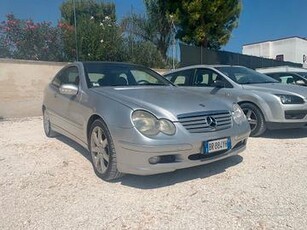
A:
242,37,307,65
242,42,271,58
270,38,296,62
295,39,307,66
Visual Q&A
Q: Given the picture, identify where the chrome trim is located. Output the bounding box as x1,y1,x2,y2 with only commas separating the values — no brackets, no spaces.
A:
177,110,232,133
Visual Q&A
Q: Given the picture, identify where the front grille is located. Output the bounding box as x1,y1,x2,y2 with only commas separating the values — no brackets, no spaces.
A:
177,110,232,133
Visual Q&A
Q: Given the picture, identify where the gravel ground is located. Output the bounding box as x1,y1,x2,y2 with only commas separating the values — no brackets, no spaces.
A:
0,117,306,230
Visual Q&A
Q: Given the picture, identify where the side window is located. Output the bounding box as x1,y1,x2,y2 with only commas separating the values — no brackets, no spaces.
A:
164,74,174,82
279,74,295,84
173,76,186,85
195,70,210,86
165,69,194,86
195,69,218,87
131,70,159,84
52,66,79,87
119,73,128,82
51,73,62,87
195,68,232,88
88,73,105,87
267,74,279,82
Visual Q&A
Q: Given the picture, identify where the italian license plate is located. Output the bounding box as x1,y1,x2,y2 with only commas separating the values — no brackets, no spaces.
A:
204,138,231,154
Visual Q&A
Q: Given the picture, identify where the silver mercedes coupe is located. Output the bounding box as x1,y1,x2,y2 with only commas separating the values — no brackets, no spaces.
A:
164,65,307,136
43,62,250,181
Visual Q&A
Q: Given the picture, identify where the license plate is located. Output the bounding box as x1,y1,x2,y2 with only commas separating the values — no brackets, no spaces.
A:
204,138,231,154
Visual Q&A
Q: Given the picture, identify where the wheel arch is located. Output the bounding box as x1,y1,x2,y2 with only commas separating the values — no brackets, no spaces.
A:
237,100,267,121
86,114,123,180
86,114,105,143
238,101,268,136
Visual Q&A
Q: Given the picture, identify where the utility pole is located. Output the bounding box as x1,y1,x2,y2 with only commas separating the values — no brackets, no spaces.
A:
170,15,176,69
130,4,134,57
73,0,79,61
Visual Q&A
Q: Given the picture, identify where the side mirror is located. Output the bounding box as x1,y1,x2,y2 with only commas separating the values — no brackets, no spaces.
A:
213,80,225,88
59,84,78,96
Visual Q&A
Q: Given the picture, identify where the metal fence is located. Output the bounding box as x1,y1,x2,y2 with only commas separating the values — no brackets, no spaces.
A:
180,44,302,69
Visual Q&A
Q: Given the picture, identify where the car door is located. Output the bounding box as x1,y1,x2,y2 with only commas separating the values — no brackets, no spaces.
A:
192,68,235,99
48,66,83,139
64,68,91,144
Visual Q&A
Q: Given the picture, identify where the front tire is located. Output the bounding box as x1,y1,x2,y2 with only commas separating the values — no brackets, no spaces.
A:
89,119,123,181
240,103,266,137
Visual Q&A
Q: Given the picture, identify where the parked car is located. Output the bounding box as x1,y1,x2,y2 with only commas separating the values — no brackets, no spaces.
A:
164,65,307,137
43,62,250,181
263,72,307,87
294,72,307,79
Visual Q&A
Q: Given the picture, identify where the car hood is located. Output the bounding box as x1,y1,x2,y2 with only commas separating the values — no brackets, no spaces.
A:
91,86,233,121
242,83,307,97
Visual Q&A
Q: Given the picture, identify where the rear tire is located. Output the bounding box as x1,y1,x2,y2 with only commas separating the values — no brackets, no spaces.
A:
89,119,123,181
43,109,57,138
240,103,266,137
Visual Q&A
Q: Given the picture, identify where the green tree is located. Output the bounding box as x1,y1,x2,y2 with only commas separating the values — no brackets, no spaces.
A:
60,0,126,61
0,14,63,61
0,32,10,58
125,37,165,68
122,0,173,60
166,0,242,49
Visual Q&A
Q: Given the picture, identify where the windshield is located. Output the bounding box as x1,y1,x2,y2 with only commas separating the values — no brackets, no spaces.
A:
84,62,172,88
216,66,279,84
295,72,307,78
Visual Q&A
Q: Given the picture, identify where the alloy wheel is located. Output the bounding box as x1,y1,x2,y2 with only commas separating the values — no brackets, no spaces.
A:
90,126,110,174
242,108,258,133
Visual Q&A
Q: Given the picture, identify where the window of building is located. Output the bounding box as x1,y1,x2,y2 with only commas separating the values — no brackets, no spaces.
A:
276,54,284,61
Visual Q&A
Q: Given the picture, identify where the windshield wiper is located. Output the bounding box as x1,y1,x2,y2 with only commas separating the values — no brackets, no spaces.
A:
251,81,276,84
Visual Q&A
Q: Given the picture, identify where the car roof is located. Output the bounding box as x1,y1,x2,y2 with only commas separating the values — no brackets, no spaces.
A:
164,65,245,74
179,64,242,68
75,61,148,69
266,72,304,76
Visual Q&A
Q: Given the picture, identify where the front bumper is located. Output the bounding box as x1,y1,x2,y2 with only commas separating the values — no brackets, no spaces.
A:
111,123,250,175
266,121,307,130
263,102,307,129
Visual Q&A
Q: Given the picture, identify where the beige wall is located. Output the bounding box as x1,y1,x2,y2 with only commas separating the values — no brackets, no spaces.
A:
0,59,169,118
0,59,66,118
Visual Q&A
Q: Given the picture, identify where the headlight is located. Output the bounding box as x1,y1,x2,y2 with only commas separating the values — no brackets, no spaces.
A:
132,110,176,137
159,119,176,135
232,104,246,125
132,111,160,136
275,94,305,104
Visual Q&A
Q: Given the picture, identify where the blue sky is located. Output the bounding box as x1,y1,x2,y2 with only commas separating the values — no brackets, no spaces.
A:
1,0,306,53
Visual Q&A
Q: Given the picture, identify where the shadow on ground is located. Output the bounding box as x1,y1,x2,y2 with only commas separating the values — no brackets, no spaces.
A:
56,135,91,161
119,155,243,189
262,128,307,139
55,134,243,189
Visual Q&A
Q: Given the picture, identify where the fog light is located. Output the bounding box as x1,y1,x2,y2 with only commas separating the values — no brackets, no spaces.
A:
148,156,160,164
